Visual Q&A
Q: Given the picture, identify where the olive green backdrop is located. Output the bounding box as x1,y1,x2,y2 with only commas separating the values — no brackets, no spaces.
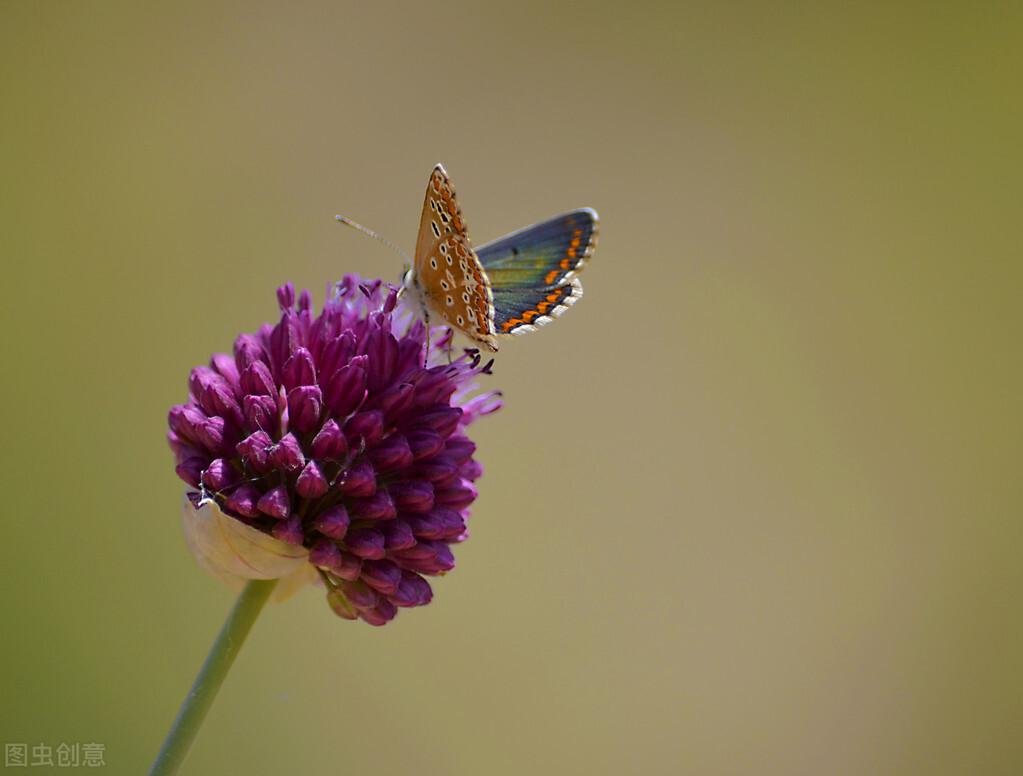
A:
2,2,1020,774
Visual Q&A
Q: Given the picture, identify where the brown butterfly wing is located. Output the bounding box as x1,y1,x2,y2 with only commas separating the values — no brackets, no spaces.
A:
413,165,497,350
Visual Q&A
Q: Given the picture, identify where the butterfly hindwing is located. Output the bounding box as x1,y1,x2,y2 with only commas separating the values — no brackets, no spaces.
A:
419,234,495,346
491,278,584,335
476,208,598,290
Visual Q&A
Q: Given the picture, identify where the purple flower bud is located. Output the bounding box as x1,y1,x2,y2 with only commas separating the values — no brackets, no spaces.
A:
406,508,466,540
344,410,384,446
236,430,272,473
407,429,445,461
403,513,438,539
460,459,484,481
361,559,402,596
382,519,416,551
270,321,300,378
310,539,343,570
444,436,476,463
326,588,358,620
431,542,456,572
395,324,426,377
167,431,197,462
349,489,397,521
334,551,363,581
373,382,415,418
271,514,304,545
211,352,240,391
233,334,267,370
196,416,227,454
391,572,433,607
364,328,399,392
241,360,276,397
277,282,296,310
188,366,219,402
282,347,317,390
340,580,378,610
225,483,262,518
201,458,237,491
287,385,322,434
317,332,356,386
414,407,463,437
340,461,376,497
313,505,350,540
175,456,205,488
168,404,206,445
359,598,397,626
242,394,277,434
368,434,414,472
392,540,455,575
311,419,347,460
295,460,328,499
390,541,437,563
257,485,291,519
201,383,243,426
382,287,398,314
410,369,457,408
434,480,477,510
191,367,239,418
270,433,304,472
390,480,434,513
324,359,367,417
407,456,458,482
344,528,385,559
431,470,460,492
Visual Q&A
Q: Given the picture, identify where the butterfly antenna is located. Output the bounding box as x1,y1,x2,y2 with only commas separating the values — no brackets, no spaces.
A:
335,215,412,265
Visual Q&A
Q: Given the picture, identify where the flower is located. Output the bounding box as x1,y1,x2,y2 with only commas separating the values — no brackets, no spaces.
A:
168,276,501,625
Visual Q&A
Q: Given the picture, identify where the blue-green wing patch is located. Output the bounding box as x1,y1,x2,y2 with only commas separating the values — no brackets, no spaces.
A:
476,208,597,290
491,278,584,335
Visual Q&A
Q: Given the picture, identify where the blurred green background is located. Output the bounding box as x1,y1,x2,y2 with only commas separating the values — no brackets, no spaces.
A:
2,2,1020,774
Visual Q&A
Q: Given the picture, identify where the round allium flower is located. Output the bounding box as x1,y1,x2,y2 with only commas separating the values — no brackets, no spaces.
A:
167,276,501,625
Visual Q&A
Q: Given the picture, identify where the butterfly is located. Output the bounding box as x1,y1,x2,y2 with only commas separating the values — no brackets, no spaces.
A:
400,164,598,352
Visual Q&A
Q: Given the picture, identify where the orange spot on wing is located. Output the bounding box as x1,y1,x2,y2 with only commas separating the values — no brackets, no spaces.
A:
535,290,563,315
501,288,569,331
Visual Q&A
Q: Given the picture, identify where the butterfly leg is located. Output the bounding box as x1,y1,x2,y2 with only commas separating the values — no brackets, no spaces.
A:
422,308,432,366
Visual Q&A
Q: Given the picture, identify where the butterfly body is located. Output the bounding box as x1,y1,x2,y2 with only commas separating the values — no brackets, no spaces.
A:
402,164,597,351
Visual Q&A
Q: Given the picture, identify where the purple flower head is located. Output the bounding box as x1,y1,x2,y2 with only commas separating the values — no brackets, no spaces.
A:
169,276,501,625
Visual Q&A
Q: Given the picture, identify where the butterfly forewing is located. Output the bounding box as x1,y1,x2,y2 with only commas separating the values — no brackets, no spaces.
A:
415,165,470,262
476,208,598,290
413,165,497,349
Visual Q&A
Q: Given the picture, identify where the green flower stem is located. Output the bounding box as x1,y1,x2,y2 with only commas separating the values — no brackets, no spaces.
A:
149,579,278,776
